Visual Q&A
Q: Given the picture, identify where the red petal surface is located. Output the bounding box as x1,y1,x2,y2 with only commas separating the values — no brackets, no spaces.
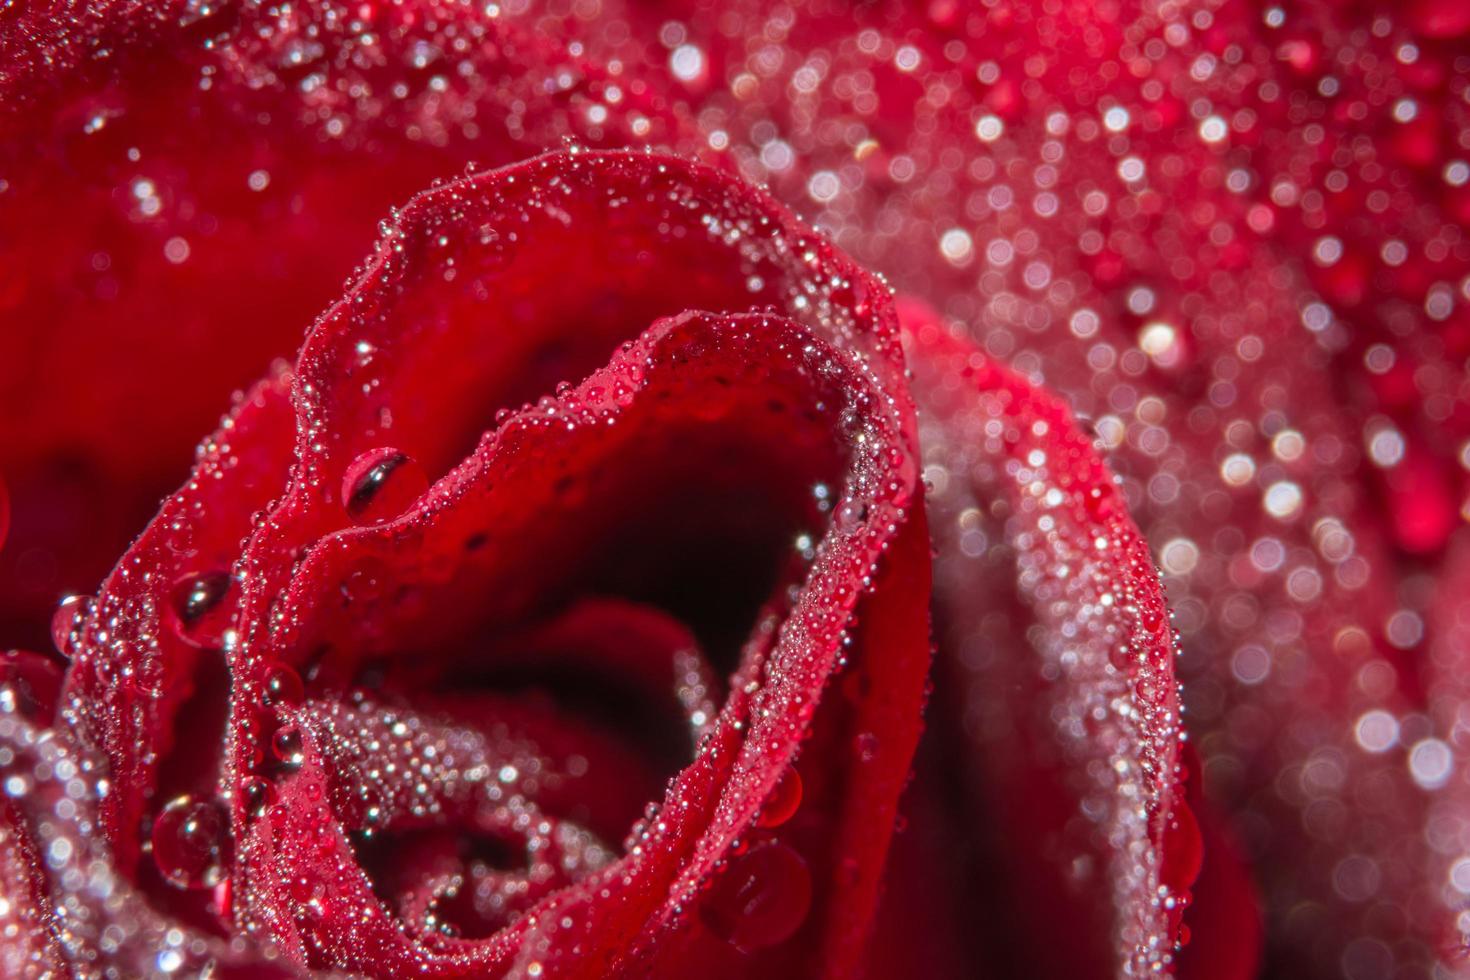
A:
59,366,297,876
212,146,924,974
1174,747,1263,980
901,298,1194,975
6,149,953,977
594,2,1467,973
0,0,703,648
0,709,301,976
227,303,923,975
13,0,1457,973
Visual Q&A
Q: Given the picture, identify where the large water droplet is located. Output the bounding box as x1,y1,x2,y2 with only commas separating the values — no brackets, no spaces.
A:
272,725,305,772
341,557,391,604
168,570,233,648
1083,485,1115,522
260,663,304,706
699,840,812,951
342,448,428,524
835,499,868,531
756,768,803,828
1160,800,1203,894
239,776,274,818
50,594,91,658
150,795,230,889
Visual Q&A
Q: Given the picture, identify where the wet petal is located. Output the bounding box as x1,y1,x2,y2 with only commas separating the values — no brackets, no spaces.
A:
0,0,703,647
43,150,931,978
903,299,1190,975
61,366,296,883
229,303,924,974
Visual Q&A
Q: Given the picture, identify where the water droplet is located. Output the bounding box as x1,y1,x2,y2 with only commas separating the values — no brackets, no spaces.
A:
239,777,274,818
260,663,304,706
1159,801,1203,893
341,557,391,604
835,500,868,531
150,795,230,889
50,594,90,658
699,840,812,951
757,768,803,828
272,725,305,772
168,570,233,648
342,448,428,524
1083,485,1115,521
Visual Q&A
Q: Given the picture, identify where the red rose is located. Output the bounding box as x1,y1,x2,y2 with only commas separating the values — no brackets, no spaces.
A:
5,1,1468,978
0,144,1192,976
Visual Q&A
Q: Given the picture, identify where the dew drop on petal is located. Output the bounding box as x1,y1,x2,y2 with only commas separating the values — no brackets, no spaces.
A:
699,840,812,951
757,768,804,828
150,795,230,890
1084,484,1116,521
50,594,91,658
1159,801,1203,894
342,448,429,524
167,571,233,649
239,776,274,818
272,725,305,772
260,663,304,706
341,557,391,604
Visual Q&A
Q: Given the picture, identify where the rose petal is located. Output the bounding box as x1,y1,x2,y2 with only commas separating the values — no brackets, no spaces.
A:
901,298,1189,975
230,304,923,974
0,0,703,646
1174,747,1263,980
600,4,1470,968
0,712,301,976
50,149,930,977
61,365,296,880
